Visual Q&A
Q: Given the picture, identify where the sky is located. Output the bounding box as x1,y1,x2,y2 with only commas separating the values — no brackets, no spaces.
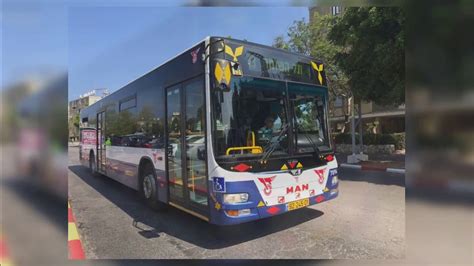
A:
1,1,308,99
68,7,309,100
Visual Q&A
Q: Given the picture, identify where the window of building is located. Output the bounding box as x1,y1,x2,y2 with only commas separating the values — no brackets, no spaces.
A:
331,6,341,16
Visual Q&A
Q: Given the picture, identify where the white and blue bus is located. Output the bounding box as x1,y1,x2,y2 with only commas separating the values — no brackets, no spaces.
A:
79,37,339,225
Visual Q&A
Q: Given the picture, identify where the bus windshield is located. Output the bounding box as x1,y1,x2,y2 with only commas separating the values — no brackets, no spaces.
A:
211,76,329,159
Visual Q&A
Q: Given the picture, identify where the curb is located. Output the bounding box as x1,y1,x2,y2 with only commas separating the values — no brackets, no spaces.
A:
68,201,85,260
0,231,14,266
339,163,406,174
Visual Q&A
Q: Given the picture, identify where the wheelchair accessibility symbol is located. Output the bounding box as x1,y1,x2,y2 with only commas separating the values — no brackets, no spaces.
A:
213,177,226,192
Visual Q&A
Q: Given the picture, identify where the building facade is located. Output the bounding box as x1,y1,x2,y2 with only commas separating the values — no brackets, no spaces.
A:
68,94,103,142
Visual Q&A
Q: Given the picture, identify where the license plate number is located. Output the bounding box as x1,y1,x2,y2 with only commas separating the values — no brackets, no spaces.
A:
287,198,309,211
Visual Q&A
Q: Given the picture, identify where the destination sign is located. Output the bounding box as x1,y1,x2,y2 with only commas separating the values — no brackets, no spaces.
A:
219,39,327,86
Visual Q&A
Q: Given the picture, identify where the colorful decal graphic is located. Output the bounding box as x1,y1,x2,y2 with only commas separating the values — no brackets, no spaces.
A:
286,183,309,194
311,61,324,85
281,160,303,177
257,201,265,207
213,177,226,192
214,61,231,86
315,168,326,184
278,196,285,204
258,176,276,196
309,189,315,196
81,129,96,145
190,47,200,64
225,44,244,62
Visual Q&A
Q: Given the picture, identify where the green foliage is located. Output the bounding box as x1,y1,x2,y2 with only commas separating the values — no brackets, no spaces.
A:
329,7,405,106
334,132,405,149
272,35,289,50
272,14,349,97
72,113,80,128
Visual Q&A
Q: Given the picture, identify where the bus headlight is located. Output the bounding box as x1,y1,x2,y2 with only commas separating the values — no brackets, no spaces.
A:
332,175,338,186
223,193,249,204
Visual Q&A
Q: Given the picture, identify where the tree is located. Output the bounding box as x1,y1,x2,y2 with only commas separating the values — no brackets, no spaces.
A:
329,7,405,106
272,35,289,50
272,14,349,97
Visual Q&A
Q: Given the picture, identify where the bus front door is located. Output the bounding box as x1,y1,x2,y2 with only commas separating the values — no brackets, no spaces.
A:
165,76,208,218
96,111,106,174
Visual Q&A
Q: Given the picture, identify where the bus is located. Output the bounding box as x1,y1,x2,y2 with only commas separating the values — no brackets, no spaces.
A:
79,37,339,225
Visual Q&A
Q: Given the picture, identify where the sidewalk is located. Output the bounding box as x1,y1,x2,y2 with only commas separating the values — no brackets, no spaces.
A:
335,152,406,174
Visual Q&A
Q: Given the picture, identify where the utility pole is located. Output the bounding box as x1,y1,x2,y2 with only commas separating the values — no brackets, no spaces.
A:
347,95,358,163
357,99,368,161
347,96,368,163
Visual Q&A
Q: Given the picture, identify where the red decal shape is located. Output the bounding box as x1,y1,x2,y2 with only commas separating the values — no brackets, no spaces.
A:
191,47,201,63
258,176,276,196
286,183,309,194
266,206,280,215
278,196,285,204
316,195,325,203
289,161,297,169
234,163,251,172
315,168,326,184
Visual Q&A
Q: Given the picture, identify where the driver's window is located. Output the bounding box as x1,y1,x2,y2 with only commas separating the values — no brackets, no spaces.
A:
294,96,324,139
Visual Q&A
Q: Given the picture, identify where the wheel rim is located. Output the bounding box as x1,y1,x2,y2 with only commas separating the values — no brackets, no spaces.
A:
143,174,155,199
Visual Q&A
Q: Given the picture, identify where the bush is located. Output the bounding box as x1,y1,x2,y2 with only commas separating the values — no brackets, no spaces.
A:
333,132,405,149
392,133,405,150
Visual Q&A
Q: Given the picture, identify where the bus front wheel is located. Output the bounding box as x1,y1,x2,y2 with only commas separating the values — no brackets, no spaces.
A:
140,163,167,211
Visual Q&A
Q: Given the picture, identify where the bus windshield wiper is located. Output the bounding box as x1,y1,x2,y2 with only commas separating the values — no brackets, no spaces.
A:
260,122,290,163
293,120,320,155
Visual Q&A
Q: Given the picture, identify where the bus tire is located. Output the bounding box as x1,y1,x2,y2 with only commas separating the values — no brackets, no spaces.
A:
140,163,167,211
89,151,99,177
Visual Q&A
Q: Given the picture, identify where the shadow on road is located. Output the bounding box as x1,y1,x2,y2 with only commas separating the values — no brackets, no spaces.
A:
338,167,405,187
2,178,67,232
68,165,324,249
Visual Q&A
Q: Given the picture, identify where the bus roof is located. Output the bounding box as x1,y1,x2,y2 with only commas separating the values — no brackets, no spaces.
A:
80,36,326,116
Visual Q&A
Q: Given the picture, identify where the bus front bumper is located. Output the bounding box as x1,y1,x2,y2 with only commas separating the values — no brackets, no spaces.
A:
208,174,339,226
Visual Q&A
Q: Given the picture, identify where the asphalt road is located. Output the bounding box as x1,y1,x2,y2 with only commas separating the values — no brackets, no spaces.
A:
68,147,405,259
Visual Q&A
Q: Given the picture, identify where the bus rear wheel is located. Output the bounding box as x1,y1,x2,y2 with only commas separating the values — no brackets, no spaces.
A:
89,152,99,177
140,163,167,211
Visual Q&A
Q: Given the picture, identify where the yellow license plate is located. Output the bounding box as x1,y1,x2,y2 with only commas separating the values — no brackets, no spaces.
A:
287,198,309,211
